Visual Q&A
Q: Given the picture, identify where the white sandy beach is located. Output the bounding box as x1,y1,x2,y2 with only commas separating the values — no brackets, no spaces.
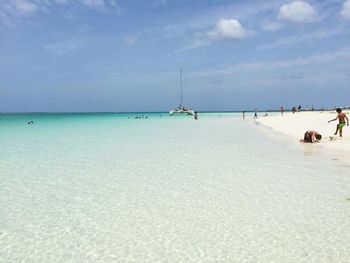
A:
257,111,350,163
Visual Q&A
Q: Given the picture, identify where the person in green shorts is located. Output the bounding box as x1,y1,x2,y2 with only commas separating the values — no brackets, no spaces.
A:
328,108,349,137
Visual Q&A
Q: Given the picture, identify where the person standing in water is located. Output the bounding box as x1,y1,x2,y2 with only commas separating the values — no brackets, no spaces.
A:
242,110,246,120
194,112,198,120
328,108,349,137
254,108,258,119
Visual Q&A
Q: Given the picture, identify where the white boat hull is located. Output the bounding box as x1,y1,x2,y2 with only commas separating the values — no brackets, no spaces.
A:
169,109,194,116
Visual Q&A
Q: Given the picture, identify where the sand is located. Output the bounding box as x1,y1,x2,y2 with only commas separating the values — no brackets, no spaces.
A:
256,111,350,163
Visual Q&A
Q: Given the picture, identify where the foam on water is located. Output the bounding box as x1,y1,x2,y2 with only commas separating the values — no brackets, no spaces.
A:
1,113,349,262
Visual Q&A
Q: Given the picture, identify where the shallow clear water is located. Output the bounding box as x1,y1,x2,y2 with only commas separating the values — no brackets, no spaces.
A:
1,113,349,262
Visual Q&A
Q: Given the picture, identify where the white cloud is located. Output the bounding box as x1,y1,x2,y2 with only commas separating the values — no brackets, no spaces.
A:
78,0,121,13
258,26,345,50
0,0,121,26
191,48,350,78
341,0,350,19
278,1,317,23
207,19,248,40
13,0,38,16
178,19,249,52
0,0,38,26
179,18,248,51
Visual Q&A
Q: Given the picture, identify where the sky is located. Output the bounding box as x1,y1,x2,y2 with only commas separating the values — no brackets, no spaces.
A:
0,0,350,112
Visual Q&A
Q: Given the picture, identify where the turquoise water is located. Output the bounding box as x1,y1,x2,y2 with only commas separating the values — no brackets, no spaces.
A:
1,113,349,262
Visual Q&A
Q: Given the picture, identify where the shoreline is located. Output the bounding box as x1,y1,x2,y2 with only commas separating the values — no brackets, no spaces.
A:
255,111,350,165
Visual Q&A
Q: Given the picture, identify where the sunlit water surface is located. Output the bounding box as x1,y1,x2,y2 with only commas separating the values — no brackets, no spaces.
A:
1,113,349,262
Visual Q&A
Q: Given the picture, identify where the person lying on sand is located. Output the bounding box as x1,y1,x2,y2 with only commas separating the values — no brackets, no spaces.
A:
300,131,322,143
328,108,349,137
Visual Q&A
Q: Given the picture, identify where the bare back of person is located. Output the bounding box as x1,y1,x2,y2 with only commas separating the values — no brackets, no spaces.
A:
301,130,322,143
338,112,347,123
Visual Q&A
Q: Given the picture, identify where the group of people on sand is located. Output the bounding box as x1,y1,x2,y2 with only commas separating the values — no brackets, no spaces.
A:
242,109,259,120
301,108,349,143
292,105,302,114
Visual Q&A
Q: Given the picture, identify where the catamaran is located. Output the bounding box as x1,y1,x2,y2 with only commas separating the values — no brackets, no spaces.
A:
169,68,194,116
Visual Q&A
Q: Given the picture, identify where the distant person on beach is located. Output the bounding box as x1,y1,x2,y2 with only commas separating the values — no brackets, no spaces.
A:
280,106,284,116
328,108,349,137
194,112,198,120
298,105,301,112
292,107,296,114
300,131,322,143
242,110,246,120
254,109,258,119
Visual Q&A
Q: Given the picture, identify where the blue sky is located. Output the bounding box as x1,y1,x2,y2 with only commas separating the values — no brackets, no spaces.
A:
0,0,350,112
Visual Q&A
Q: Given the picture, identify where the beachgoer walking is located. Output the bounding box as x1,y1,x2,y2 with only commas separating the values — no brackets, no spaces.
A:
242,110,246,120
280,106,284,116
300,131,322,143
254,108,258,119
194,112,198,120
328,108,349,137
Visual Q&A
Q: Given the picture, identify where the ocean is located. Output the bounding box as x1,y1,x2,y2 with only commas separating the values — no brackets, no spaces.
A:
1,113,349,262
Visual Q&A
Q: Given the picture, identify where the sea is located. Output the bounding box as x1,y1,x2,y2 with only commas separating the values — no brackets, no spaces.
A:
1,112,349,262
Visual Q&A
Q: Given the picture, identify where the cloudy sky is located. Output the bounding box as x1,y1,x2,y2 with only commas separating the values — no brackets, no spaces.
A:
0,0,349,112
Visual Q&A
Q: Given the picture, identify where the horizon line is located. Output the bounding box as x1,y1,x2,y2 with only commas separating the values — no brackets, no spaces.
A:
0,108,336,114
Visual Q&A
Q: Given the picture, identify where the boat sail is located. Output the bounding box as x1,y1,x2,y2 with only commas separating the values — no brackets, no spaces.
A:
169,68,194,116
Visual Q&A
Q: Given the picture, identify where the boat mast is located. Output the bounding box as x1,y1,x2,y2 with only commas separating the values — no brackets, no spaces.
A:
180,67,183,108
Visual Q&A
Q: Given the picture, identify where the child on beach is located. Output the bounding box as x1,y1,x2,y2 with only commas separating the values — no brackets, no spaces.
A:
328,108,349,137
300,131,322,143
